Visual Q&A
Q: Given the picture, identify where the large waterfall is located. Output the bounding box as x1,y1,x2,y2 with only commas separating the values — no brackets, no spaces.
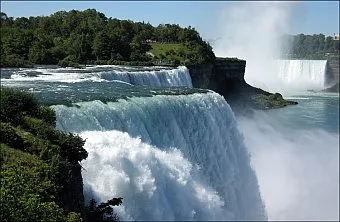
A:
52,92,267,221
1,65,267,220
242,60,328,94
277,60,327,92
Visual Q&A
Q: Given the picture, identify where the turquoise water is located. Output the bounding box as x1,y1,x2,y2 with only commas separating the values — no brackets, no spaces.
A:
269,92,339,133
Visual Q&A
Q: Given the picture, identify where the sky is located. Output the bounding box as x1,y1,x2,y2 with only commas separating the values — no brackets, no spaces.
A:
1,1,339,40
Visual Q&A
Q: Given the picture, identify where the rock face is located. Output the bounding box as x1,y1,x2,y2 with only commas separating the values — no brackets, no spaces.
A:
325,57,339,92
60,163,85,214
323,82,340,93
188,59,297,113
189,59,245,90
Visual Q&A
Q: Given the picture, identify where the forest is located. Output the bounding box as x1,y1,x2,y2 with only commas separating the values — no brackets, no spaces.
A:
0,9,215,67
280,33,339,60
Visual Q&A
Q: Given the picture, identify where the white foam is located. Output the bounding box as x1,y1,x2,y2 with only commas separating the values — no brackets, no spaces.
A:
53,92,267,220
81,130,227,221
6,66,192,87
238,111,339,221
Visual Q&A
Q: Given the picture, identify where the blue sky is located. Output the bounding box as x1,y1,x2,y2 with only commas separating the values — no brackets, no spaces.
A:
1,1,339,40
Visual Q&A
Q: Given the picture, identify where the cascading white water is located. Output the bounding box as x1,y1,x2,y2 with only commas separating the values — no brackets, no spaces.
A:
277,60,327,91
7,66,193,87
97,66,193,87
52,92,267,221
241,59,328,94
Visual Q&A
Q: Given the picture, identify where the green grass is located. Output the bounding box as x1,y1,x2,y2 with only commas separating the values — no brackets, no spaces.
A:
150,42,217,66
149,43,189,66
150,43,186,57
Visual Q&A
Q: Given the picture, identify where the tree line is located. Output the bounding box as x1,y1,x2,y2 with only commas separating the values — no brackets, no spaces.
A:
280,33,339,60
0,9,215,67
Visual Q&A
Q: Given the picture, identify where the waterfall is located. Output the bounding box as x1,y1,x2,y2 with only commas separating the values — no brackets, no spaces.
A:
52,92,267,221
277,60,327,91
6,66,193,87
242,59,328,94
97,66,192,87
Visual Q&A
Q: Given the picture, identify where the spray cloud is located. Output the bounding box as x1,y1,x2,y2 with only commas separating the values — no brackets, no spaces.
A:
212,2,297,93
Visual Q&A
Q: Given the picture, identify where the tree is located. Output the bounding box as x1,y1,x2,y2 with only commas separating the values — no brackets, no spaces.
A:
92,31,111,60
1,9,217,67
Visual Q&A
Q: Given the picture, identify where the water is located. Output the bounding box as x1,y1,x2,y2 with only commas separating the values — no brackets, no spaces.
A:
277,60,327,92
0,65,192,87
237,92,339,220
211,2,338,219
1,65,338,221
243,60,328,94
1,66,267,220
52,93,267,221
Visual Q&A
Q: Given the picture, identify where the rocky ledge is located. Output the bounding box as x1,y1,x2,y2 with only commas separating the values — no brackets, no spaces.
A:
188,58,297,113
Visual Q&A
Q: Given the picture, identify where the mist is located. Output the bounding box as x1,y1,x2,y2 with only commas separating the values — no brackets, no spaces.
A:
237,111,339,221
209,3,340,220
212,2,297,94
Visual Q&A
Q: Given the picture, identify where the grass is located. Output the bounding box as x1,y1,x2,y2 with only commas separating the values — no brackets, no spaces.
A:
150,43,186,57
149,43,191,66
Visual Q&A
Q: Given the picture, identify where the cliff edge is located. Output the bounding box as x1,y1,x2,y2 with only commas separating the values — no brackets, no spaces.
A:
188,58,297,113
324,57,339,92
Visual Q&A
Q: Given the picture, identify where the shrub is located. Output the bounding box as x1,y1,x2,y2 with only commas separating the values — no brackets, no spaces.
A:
183,59,192,66
83,198,123,222
0,87,39,126
67,212,82,222
58,55,80,68
20,116,58,141
0,145,65,222
36,106,57,127
20,116,87,163
0,88,112,221
2,54,33,68
0,122,24,149
57,132,87,163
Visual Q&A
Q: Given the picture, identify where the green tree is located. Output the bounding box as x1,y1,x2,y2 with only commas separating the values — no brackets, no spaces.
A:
92,31,111,61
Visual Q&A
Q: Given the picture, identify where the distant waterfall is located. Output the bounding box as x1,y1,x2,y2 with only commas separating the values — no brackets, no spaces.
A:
243,60,328,94
278,60,327,91
52,92,267,221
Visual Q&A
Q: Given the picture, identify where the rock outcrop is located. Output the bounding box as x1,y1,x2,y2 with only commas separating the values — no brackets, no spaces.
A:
188,58,297,113
325,57,339,92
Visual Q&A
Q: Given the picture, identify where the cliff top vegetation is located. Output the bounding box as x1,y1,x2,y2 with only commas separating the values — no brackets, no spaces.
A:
0,9,215,67
0,87,122,221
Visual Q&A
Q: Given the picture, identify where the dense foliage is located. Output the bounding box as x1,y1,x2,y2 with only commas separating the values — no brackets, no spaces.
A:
0,87,122,221
280,34,339,59
0,9,215,67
